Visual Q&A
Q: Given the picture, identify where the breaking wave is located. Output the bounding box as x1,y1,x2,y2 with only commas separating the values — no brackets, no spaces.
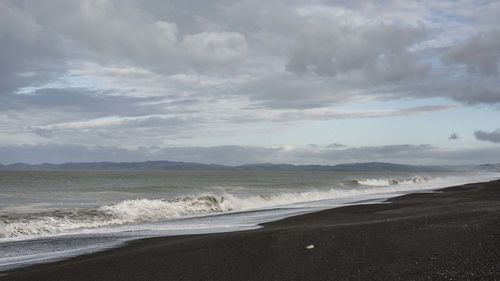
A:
1,174,487,240
0,196,230,239
349,176,428,186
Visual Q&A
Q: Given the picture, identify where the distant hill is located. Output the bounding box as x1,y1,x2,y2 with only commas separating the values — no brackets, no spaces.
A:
473,163,500,172
0,161,227,171
327,162,453,172
240,162,474,172
0,160,491,172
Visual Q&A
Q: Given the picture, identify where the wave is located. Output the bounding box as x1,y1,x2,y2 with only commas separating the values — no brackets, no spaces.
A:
1,173,491,240
349,176,428,186
0,196,231,239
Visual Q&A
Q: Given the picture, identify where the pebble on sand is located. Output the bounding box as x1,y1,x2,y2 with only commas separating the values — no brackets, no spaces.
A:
306,244,314,249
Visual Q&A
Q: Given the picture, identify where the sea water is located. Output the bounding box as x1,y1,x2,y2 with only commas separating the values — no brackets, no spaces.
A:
0,169,498,271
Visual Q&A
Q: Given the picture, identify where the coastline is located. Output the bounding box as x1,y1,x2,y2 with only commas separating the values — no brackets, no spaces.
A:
2,179,499,281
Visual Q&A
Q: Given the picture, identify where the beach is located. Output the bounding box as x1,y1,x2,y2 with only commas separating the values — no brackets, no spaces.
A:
2,179,499,281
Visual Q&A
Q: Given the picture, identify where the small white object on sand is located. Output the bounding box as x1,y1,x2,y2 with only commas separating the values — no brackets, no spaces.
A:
306,244,314,249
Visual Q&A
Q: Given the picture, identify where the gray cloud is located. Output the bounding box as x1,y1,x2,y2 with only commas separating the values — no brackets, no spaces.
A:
30,127,53,138
443,29,500,75
448,133,459,140
2,0,499,109
378,74,500,106
327,143,346,149
0,0,249,94
474,129,500,143
0,1,65,93
1,143,499,166
0,0,499,161
286,24,429,82
0,144,279,165
0,88,165,116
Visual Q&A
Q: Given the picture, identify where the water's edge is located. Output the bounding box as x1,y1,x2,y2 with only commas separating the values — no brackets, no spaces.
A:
3,178,498,274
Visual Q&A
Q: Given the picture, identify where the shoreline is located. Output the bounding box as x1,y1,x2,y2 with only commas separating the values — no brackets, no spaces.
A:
2,179,499,280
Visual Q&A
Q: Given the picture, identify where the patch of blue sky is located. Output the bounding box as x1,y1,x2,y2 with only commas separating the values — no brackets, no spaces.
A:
55,74,103,91
263,98,500,148
14,74,102,95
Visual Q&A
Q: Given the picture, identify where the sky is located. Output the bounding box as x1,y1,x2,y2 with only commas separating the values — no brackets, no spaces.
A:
1,0,500,165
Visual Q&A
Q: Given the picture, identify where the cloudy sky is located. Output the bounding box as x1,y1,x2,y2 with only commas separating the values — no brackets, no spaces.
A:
1,0,500,165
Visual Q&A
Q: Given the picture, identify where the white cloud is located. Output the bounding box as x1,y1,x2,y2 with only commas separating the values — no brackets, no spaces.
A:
0,0,499,163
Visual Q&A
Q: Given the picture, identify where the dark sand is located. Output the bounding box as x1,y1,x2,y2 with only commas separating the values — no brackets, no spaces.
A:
2,180,499,281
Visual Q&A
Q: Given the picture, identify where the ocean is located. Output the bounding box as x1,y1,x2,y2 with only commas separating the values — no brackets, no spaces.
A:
0,169,498,271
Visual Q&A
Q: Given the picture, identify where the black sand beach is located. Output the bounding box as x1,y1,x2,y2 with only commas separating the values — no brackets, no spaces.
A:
2,180,499,281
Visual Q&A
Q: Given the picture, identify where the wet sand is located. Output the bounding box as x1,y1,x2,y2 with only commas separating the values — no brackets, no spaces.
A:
2,180,499,281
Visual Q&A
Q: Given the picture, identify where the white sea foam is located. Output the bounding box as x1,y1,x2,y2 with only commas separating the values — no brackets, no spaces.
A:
1,172,499,273
354,176,427,186
1,173,497,240
0,196,230,239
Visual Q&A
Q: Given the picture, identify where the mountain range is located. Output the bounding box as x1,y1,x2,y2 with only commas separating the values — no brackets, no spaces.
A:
1,161,498,172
